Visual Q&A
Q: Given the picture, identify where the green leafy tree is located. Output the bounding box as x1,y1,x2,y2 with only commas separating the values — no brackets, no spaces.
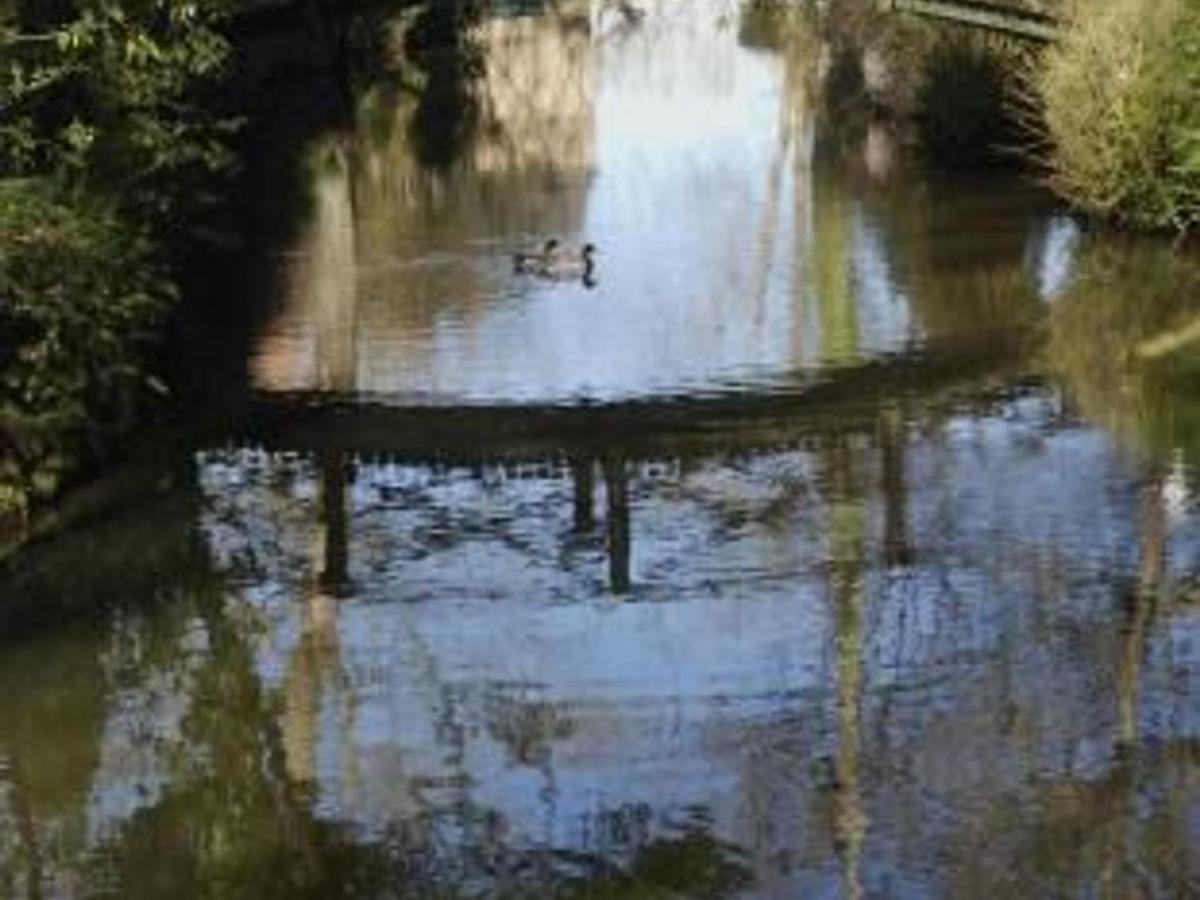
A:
0,181,171,521
0,1,243,531
1,0,239,225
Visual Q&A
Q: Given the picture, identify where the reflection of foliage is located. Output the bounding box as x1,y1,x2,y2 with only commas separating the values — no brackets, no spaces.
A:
751,0,1034,172
942,743,1200,899
0,480,214,894
1047,238,1200,463
0,469,208,627
738,0,811,53
79,580,380,899
564,821,753,900
859,173,1045,338
88,618,752,899
1,480,755,897
0,623,108,818
403,0,486,168
0,624,108,898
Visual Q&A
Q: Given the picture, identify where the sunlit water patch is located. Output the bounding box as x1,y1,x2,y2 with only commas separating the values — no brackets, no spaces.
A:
250,0,1059,405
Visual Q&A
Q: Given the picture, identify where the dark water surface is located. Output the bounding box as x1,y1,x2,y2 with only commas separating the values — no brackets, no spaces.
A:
5,2,1200,897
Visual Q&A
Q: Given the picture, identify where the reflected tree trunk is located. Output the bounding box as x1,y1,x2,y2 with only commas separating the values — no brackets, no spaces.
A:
313,141,359,395
1098,469,1169,895
813,170,858,367
825,436,867,900
1117,470,1167,749
879,405,912,568
176,589,326,887
745,39,805,329
283,589,345,789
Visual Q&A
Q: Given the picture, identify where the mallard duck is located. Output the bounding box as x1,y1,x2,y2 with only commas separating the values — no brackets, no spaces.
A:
512,238,560,274
512,240,597,282
539,242,597,281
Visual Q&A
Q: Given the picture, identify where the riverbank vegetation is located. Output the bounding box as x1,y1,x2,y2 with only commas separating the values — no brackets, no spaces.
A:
0,183,170,526
877,0,1198,229
0,0,239,541
1036,0,1200,231
767,0,1199,228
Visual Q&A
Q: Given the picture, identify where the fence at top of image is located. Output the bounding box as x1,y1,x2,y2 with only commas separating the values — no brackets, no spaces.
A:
884,0,1061,42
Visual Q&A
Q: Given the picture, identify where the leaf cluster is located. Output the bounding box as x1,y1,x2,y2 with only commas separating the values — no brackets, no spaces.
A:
0,179,173,516
0,2,245,525
0,0,240,224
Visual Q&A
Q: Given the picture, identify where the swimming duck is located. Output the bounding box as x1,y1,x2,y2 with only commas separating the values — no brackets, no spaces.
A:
512,239,597,283
539,242,597,281
512,238,560,274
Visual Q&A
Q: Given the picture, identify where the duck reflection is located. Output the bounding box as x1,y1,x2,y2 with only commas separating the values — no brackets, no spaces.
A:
485,693,575,768
824,435,867,900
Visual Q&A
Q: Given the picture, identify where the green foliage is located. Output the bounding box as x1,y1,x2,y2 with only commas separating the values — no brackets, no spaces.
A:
0,0,239,225
0,1,243,531
1037,0,1200,230
0,180,173,520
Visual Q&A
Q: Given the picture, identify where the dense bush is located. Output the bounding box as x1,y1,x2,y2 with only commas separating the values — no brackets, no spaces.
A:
0,181,173,522
1036,0,1200,230
0,1,238,532
0,0,239,228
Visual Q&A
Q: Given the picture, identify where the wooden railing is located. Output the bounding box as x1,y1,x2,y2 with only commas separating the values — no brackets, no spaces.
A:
884,0,1060,41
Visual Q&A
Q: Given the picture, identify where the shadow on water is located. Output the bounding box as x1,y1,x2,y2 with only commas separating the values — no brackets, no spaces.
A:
169,0,490,413
404,0,487,168
5,1,1200,897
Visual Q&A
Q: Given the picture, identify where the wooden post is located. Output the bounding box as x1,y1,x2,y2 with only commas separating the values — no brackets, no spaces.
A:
570,456,596,533
602,456,631,595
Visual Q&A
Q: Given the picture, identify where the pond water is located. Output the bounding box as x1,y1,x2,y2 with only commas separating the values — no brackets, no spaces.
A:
4,1,1200,897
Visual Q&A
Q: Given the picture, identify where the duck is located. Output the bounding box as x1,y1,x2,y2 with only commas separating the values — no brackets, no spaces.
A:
540,242,597,281
512,239,597,283
512,238,560,274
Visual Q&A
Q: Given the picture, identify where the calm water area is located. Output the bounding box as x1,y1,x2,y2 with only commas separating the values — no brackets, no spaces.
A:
4,1,1200,896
